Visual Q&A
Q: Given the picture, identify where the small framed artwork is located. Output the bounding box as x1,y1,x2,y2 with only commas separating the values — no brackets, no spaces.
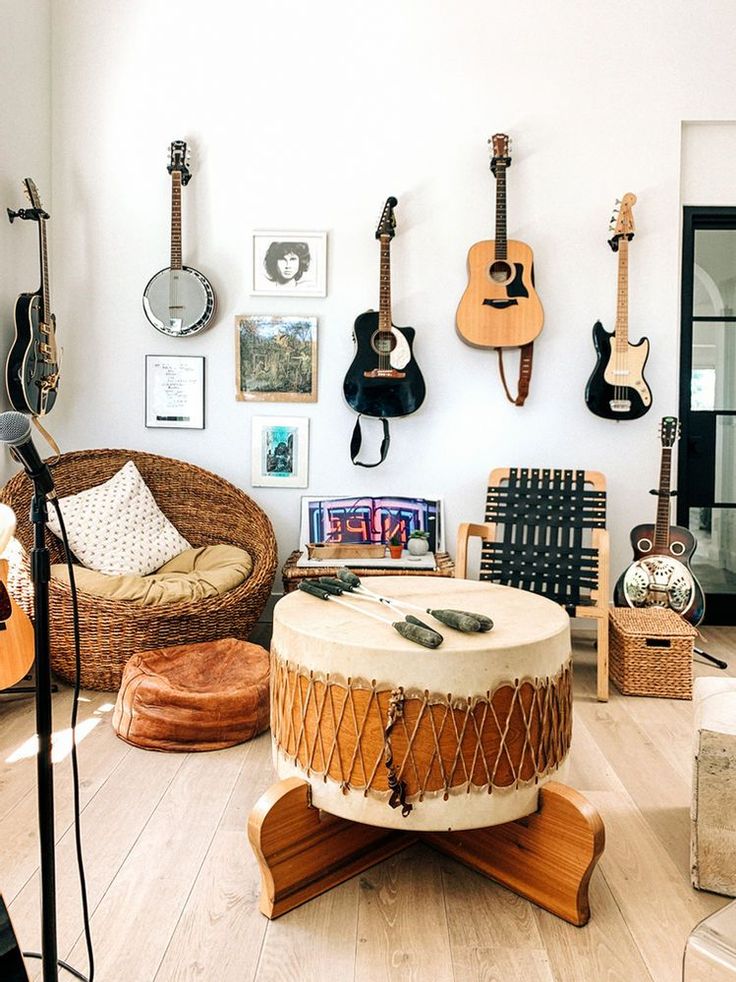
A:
236,314,317,402
251,230,327,297
252,415,309,488
145,354,205,429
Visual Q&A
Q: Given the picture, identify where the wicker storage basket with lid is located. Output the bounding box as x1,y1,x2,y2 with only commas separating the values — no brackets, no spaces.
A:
608,606,697,699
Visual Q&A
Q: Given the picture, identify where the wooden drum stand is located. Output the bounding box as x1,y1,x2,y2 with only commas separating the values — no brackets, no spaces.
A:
248,577,605,926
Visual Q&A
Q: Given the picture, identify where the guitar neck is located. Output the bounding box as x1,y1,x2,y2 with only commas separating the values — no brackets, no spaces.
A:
495,163,507,259
171,170,182,270
614,237,629,350
377,236,393,371
654,445,673,548
39,218,50,320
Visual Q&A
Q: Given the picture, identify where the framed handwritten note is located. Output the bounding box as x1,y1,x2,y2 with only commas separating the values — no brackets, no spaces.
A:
145,355,205,429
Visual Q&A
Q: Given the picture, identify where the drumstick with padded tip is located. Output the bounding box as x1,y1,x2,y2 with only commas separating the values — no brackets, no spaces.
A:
317,577,443,639
334,569,494,633
297,581,443,648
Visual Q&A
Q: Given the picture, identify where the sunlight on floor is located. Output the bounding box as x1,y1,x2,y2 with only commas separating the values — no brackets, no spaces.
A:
4,700,114,764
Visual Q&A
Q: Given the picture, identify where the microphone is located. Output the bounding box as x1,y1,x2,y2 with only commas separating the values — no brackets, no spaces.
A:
0,411,55,497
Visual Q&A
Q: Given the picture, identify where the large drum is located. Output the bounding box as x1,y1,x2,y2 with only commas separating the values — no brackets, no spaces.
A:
270,576,572,831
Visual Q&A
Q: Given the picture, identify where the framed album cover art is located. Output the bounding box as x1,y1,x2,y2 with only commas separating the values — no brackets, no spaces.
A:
145,355,205,429
235,314,317,402
251,230,327,297
251,416,309,488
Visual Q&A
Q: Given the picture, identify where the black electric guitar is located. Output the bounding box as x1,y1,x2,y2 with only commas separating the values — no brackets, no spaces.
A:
342,197,426,419
615,416,705,625
585,193,652,420
5,179,60,417
142,141,216,337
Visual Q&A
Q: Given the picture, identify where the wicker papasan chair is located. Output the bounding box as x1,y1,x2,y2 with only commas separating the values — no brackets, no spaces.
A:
0,448,277,691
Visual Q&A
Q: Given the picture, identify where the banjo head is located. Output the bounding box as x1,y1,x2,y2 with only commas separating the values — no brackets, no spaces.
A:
143,266,216,337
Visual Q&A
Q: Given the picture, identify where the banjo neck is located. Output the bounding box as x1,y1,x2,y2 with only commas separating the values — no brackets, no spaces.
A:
170,169,182,271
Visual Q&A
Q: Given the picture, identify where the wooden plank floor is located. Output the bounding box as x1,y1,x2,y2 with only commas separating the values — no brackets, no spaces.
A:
0,627,733,981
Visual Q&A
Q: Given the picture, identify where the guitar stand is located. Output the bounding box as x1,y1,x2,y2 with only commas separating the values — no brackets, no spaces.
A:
694,647,728,670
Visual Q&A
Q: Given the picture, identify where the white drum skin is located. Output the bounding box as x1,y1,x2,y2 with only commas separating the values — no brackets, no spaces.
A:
271,577,572,832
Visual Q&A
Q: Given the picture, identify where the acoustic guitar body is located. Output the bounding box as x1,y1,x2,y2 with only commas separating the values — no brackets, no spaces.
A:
585,322,651,420
343,310,426,418
614,523,705,626
456,239,544,348
0,559,34,691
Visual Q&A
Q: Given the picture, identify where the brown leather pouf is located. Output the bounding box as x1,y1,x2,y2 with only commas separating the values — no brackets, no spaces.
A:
113,637,270,751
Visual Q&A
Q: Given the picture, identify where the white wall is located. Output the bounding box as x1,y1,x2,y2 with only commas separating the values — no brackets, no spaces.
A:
0,0,51,481
46,0,736,588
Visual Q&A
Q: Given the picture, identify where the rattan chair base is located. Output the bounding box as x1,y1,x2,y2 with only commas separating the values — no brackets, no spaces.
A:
248,777,605,925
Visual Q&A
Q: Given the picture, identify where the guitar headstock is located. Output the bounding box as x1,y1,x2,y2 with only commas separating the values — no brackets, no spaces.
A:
167,140,192,185
375,196,398,240
608,192,636,250
23,178,44,212
659,416,680,448
489,133,512,176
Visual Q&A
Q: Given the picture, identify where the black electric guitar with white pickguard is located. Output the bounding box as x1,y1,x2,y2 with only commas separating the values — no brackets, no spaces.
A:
585,193,652,420
5,179,61,417
342,196,426,419
142,140,216,337
615,416,705,625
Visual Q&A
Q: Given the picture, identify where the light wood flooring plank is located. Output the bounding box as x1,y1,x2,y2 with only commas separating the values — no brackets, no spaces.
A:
255,879,359,982
354,845,454,982
0,700,129,902
0,688,78,822
440,859,554,981
154,735,274,982
63,743,247,982
13,740,184,980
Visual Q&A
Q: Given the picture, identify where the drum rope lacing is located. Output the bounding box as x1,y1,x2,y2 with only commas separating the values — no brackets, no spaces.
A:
271,657,572,806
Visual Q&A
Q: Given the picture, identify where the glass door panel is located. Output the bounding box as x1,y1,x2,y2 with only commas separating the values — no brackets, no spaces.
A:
691,322,736,410
694,229,736,314
680,208,736,621
688,506,736,596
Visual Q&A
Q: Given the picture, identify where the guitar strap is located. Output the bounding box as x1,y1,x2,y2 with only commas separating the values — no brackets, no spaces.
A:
31,416,61,464
497,342,534,407
350,415,391,468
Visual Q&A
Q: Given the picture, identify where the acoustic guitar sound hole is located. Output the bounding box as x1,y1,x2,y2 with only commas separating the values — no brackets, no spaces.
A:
489,260,513,284
371,331,396,355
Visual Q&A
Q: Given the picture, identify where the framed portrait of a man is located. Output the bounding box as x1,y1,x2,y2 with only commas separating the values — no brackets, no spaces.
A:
251,230,327,297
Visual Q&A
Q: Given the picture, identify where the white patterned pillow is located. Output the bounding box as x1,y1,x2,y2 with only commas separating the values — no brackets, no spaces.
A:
47,461,191,576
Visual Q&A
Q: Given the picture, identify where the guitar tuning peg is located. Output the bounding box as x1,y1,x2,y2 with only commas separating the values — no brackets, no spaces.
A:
615,198,621,205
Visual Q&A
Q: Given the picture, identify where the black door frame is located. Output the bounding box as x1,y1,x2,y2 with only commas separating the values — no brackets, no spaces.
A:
678,205,736,624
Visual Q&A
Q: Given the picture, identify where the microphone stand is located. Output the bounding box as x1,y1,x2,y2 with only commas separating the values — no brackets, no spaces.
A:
29,486,59,982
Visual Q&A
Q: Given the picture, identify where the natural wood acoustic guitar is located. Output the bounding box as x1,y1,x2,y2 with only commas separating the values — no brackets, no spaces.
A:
456,133,544,404
0,508,34,691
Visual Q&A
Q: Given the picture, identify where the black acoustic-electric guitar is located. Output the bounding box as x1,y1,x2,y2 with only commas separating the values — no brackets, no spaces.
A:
5,178,60,417
615,416,705,625
343,196,426,420
585,193,652,420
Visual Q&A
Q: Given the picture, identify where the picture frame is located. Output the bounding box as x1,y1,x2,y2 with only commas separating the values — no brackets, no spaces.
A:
252,415,309,488
235,314,317,402
145,354,205,429
251,230,327,297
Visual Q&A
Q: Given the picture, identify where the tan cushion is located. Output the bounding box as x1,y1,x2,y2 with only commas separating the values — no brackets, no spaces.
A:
46,460,191,575
51,544,252,605
112,637,270,751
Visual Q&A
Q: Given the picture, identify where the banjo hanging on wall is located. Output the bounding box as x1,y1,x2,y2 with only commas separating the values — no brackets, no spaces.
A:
143,140,216,337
